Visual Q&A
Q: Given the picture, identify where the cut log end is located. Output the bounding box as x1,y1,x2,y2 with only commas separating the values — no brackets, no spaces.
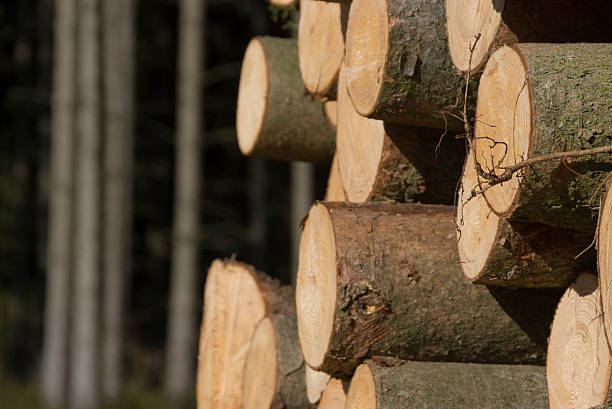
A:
236,38,268,156
243,317,277,409
547,273,611,409
269,0,295,6
345,364,376,409
337,64,385,203
345,0,387,116
598,181,612,338
474,45,531,216
296,203,337,369
324,154,345,202
317,378,346,409
197,260,267,409
305,365,331,404
445,0,505,73
298,0,345,97
457,151,503,282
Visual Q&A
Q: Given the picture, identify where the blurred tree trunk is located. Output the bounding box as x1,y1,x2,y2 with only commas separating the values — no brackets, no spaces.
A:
70,0,102,408
290,162,314,285
248,159,267,270
102,0,134,399
165,0,205,398
41,0,76,406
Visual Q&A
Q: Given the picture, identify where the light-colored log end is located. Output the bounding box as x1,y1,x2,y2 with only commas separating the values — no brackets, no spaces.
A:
474,45,531,216
298,0,345,97
345,364,376,409
243,317,277,409
296,203,337,370
197,260,267,409
445,0,505,73
345,0,387,116
598,180,612,340
306,365,331,404
236,38,268,156
317,378,346,409
547,273,611,409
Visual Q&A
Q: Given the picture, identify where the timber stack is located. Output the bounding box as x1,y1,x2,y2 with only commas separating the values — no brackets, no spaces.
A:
197,0,612,408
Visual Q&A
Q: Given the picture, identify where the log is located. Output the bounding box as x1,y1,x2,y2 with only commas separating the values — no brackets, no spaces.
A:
324,154,345,202
345,360,548,409
457,150,594,287
344,0,473,128
446,0,612,74
305,365,331,405
547,274,612,409
336,64,464,204
296,201,560,376
298,0,348,98
317,379,346,409
473,43,612,234
236,36,335,163
243,316,315,409
197,259,295,409
269,0,296,7
322,101,337,129
598,179,612,348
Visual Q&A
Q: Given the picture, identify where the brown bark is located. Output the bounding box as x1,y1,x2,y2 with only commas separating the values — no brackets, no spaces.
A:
297,202,560,377
346,360,547,409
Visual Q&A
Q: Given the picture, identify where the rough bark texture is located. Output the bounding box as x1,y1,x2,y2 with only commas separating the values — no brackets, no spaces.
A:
249,37,335,163
369,125,463,203
507,44,612,234
469,220,594,287
41,0,76,405
351,0,475,128
359,360,547,408
269,316,316,409
165,0,204,397
315,202,560,377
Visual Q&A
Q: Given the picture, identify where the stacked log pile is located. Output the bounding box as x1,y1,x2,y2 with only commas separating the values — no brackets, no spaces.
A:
197,0,612,408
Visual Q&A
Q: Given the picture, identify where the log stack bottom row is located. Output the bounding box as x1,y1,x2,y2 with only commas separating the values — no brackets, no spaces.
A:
196,0,612,407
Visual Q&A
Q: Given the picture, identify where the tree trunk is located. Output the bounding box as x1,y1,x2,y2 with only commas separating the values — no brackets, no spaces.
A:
344,0,473,128
165,0,205,398
336,65,464,204
298,0,348,98
243,316,315,409
473,43,612,234
236,37,335,163
457,151,594,287
345,360,547,409
445,0,612,74
70,0,101,407
41,0,76,406
547,274,612,409
317,379,346,409
197,259,295,409
296,202,560,377
101,0,134,399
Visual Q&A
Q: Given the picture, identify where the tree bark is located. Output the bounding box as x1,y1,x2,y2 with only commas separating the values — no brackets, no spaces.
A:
70,0,101,408
474,43,612,234
296,202,560,377
298,0,348,98
236,37,335,163
101,0,134,399
41,0,76,405
336,64,464,204
445,0,612,74
345,0,474,129
197,259,295,409
243,316,315,409
547,274,612,409
165,0,205,398
345,360,547,409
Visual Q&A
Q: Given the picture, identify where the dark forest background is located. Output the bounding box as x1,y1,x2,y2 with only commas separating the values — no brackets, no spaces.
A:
0,0,327,406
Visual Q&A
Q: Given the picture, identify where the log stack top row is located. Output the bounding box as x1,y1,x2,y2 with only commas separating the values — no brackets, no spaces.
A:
203,0,612,408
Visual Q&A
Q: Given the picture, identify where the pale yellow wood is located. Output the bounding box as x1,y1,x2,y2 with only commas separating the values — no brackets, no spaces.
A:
324,154,345,202
598,180,612,343
243,318,277,409
296,203,337,369
547,273,612,409
317,378,346,409
345,364,376,409
306,365,331,404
